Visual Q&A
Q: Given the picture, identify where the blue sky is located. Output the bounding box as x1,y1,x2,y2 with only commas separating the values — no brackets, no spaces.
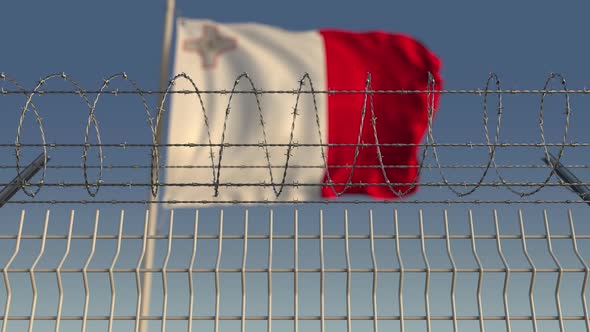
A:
3,0,589,85
1,1,590,331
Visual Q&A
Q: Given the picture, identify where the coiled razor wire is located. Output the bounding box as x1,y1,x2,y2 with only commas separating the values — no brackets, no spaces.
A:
0,71,582,203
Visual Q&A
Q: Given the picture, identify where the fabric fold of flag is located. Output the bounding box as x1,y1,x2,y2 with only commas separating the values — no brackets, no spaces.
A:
163,18,442,205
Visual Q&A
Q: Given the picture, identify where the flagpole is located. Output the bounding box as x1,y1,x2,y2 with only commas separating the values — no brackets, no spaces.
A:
140,0,175,330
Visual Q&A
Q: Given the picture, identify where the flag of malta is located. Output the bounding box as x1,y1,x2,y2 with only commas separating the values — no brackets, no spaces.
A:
163,18,442,204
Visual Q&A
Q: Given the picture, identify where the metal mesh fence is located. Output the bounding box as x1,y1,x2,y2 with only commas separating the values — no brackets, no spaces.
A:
1,72,590,331
1,208,590,332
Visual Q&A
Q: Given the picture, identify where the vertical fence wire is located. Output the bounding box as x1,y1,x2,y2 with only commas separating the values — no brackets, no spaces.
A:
519,210,538,332
108,211,124,332
344,210,352,332
55,211,74,332
27,210,48,332
1,211,24,332
188,210,198,332
293,209,298,332
494,210,511,332
444,210,458,332
134,211,149,332
241,210,248,332
268,210,273,332
214,211,223,332
369,210,379,332
419,210,431,332
161,211,174,332
569,210,590,331
394,209,405,332
319,210,325,332
544,210,564,332
469,211,485,332
81,211,99,332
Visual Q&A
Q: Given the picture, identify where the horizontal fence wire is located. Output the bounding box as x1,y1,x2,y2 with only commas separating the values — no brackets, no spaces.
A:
1,72,588,204
0,208,589,332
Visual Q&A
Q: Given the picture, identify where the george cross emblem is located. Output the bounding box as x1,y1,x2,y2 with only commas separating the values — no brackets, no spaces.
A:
183,25,237,69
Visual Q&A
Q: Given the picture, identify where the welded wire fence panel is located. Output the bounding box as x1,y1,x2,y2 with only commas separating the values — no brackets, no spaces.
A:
1,73,590,331
0,208,590,332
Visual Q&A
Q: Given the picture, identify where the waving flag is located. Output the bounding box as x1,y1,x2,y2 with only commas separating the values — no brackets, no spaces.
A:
163,18,442,203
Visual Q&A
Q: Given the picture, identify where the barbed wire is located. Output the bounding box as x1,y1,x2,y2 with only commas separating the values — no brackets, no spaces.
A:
1,163,589,169
3,200,590,205
6,181,590,187
3,89,590,94
1,71,585,203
